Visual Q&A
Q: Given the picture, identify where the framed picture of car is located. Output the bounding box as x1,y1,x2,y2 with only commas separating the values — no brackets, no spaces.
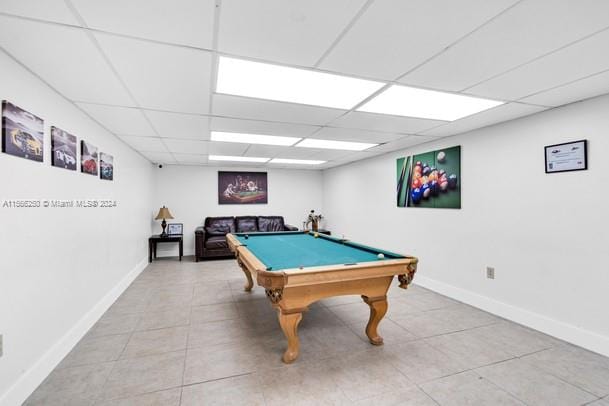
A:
167,223,183,235
81,140,98,176
100,152,114,180
2,101,44,162
51,126,77,170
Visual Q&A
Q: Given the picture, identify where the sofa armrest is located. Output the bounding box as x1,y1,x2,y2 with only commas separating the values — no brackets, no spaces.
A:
195,226,206,262
284,224,299,231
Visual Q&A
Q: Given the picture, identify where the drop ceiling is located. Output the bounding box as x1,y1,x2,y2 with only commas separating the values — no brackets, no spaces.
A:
1,0,608,169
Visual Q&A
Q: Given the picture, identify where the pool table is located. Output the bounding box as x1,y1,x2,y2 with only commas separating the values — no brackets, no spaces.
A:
226,231,418,363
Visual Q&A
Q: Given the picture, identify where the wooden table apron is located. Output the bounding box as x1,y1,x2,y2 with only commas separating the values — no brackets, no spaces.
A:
226,233,418,363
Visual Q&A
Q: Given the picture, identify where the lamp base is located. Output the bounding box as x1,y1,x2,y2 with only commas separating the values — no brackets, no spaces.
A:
160,219,167,237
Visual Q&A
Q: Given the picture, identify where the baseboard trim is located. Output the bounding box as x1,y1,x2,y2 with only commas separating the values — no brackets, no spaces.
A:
0,257,148,406
415,275,609,357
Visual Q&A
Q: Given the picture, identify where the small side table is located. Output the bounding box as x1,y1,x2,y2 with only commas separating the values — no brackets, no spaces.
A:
149,234,183,262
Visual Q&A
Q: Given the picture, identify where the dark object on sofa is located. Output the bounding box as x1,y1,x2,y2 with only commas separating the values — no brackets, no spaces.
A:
195,216,297,261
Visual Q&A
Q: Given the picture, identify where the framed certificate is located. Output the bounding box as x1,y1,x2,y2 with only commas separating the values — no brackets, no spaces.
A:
544,140,587,174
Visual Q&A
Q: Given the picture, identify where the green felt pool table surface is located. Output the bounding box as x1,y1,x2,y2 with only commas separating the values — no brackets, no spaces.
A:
234,231,404,271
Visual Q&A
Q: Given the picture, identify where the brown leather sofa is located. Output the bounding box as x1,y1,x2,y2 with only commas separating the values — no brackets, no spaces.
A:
195,216,298,261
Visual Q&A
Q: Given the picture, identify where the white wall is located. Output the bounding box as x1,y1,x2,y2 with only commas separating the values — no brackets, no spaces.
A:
323,95,609,356
153,165,324,257
0,52,154,405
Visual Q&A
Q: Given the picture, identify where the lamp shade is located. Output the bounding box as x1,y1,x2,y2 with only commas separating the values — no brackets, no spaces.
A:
155,206,174,220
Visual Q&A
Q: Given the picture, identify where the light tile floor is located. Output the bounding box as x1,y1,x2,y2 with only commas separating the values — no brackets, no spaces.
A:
25,258,609,406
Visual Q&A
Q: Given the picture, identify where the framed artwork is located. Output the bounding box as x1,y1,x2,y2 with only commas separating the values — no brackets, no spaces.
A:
167,223,183,235
2,101,44,162
218,171,268,204
397,145,461,209
51,126,77,170
81,140,98,176
100,152,114,180
545,140,587,173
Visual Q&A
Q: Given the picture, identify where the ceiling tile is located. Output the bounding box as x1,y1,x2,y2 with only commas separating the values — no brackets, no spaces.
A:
71,0,216,48
210,116,319,137
173,153,209,164
467,29,609,101
328,111,445,134
520,70,609,107
420,102,547,137
163,138,208,154
218,0,366,66
243,144,291,158
76,103,155,135
366,135,438,153
320,151,379,169
313,127,404,143
208,141,250,156
140,151,176,164
319,0,517,80
401,0,609,92
246,146,318,160
0,0,80,24
298,148,353,161
0,17,132,105
95,33,213,113
144,110,210,139
118,135,168,152
212,94,346,126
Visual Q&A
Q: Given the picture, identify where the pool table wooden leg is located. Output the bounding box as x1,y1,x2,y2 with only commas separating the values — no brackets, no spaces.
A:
237,259,254,292
278,310,303,364
362,295,388,345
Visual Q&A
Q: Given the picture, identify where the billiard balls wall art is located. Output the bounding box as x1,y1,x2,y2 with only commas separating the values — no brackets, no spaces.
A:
51,126,77,170
81,140,99,176
1,101,44,162
397,145,461,209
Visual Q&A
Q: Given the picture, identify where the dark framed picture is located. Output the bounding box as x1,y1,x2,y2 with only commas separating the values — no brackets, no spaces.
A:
81,140,98,176
2,101,44,162
167,223,183,235
544,140,587,173
100,152,114,180
51,126,77,170
397,145,461,209
218,171,268,204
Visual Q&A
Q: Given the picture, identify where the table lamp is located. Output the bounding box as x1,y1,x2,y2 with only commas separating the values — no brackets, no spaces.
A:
155,206,174,237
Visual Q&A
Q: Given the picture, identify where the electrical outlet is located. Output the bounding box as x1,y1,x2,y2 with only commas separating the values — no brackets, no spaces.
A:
486,266,495,279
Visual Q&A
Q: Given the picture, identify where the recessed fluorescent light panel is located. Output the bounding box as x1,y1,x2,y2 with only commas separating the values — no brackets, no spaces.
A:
296,138,377,151
216,56,385,109
208,155,269,163
211,131,300,146
358,85,504,121
270,158,326,165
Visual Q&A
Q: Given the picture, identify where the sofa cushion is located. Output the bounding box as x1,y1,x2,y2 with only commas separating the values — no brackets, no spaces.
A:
205,216,235,233
205,236,228,249
236,216,258,232
205,225,230,236
258,216,285,232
